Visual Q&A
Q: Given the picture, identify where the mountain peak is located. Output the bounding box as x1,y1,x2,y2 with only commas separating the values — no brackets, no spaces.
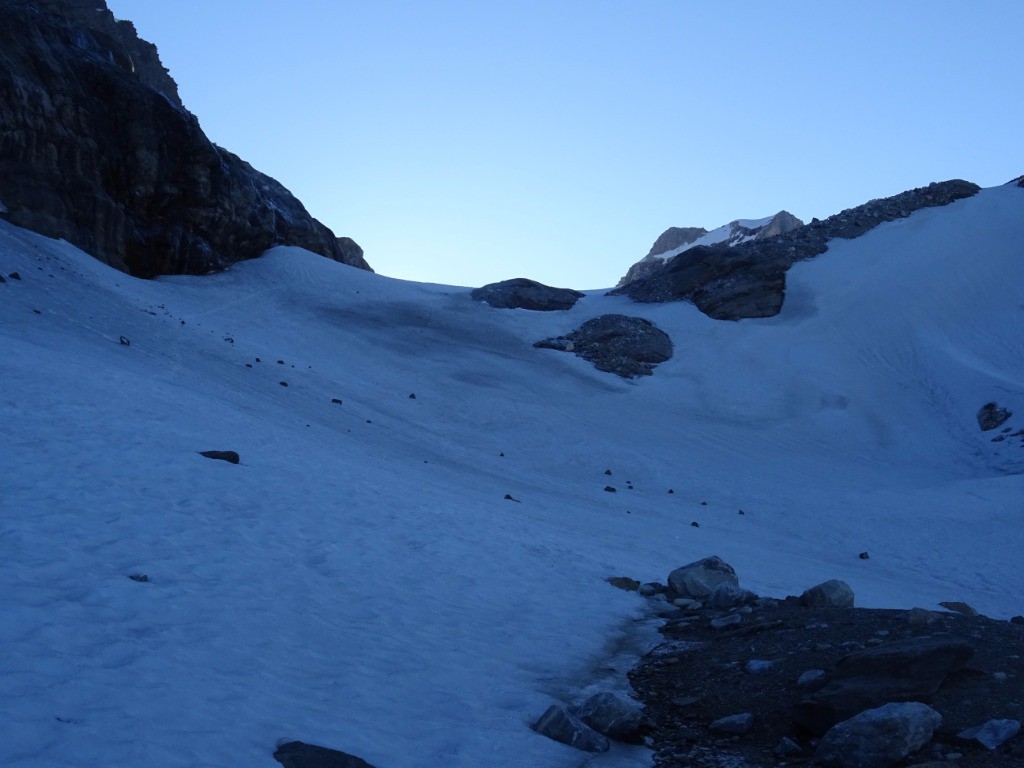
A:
617,210,804,287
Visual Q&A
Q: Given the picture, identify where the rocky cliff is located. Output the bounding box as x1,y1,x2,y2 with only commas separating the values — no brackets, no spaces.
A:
612,180,980,320
617,211,803,287
0,0,370,277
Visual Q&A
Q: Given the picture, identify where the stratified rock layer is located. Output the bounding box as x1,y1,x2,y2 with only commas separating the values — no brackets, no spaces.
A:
0,0,371,277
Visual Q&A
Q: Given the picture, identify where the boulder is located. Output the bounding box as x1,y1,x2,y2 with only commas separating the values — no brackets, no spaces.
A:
532,704,610,752
571,692,644,741
273,741,376,768
534,314,672,378
801,580,855,608
667,556,739,599
978,402,1012,431
199,450,240,464
957,718,1021,749
0,1,370,278
707,583,758,608
709,713,754,734
795,635,974,735
471,278,584,311
814,702,941,768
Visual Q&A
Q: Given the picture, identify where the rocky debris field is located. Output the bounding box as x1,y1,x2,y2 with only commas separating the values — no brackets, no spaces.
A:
621,557,1024,768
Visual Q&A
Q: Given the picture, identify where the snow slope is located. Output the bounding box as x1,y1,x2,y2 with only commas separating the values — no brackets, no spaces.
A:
1,184,1022,767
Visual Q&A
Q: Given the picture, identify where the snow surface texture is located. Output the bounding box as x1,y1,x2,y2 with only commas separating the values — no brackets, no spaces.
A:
2,185,1023,767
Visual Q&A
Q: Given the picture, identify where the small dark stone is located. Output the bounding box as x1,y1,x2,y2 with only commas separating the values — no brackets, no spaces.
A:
604,485,617,493
128,573,149,583
503,494,521,503
859,551,870,559
273,740,376,768
499,452,504,457
408,393,416,399
691,521,700,527
0,275,5,283
255,357,261,362
277,360,285,364
667,489,674,494
32,308,41,314
331,398,343,405
607,576,641,591
119,336,130,346
978,402,1013,431
245,363,252,368
604,469,612,475
198,450,240,464
700,501,708,506
738,509,745,515
10,272,21,280
279,381,288,387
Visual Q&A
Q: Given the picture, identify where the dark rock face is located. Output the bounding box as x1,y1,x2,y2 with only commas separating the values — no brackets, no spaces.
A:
612,180,981,320
471,278,584,311
0,0,371,278
977,402,1012,431
534,314,672,378
616,211,804,287
273,741,376,768
794,635,974,735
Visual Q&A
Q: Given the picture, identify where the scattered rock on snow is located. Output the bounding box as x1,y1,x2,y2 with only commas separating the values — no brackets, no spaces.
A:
198,450,240,464
667,555,739,599
978,402,1012,431
800,579,855,608
571,691,644,741
532,704,610,752
128,573,149,583
814,701,942,768
273,740,377,768
472,278,584,311
957,718,1021,749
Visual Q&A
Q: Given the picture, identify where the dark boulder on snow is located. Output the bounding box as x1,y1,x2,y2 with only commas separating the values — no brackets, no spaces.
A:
198,450,240,464
273,740,377,768
800,579,855,608
611,180,980,320
472,278,584,311
0,0,371,278
667,555,739,599
977,402,1012,431
571,691,644,741
534,314,672,378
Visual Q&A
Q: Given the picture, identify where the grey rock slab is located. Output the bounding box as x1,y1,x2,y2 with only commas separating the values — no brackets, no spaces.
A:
797,669,827,690
794,635,974,735
708,713,753,735
532,704,610,753
957,718,1021,749
667,555,739,599
273,741,376,768
800,579,855,608
472,278,584,311
571,691,643,741
938,601,978,617
814,702,941,768
745,660,773,674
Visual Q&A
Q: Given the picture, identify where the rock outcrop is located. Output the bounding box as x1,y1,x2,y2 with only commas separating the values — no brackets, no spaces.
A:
534,314,672,377
616,211,803,287
612,180,980,320
471,278,584,311
0,0,371,277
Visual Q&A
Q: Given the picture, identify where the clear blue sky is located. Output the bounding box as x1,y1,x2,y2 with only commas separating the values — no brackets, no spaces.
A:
106,0,1022,288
